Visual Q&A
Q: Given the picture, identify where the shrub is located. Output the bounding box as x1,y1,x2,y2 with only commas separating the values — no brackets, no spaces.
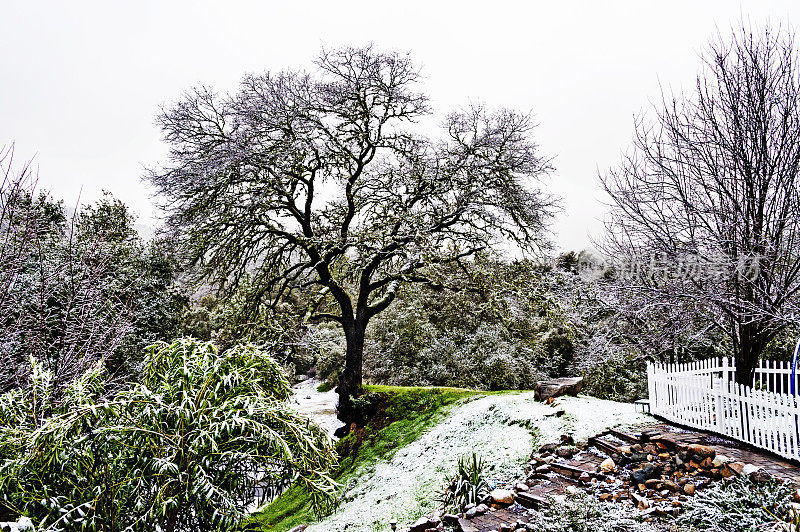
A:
0,339,337,532
677,477,793,531
524,492,658,532
581,351,648,403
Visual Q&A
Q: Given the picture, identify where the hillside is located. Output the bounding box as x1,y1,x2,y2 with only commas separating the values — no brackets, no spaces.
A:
246,386,650,532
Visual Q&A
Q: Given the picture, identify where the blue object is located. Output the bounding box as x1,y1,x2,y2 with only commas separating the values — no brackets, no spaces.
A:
792,338,800,396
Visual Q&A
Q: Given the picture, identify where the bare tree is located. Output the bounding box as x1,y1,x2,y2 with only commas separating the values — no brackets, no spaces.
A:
148,46,555,422
602,24,800,384
0,146,133,391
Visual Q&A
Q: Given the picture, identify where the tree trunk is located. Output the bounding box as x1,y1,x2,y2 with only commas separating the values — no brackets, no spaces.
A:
734,329,764,386
336,319,366,427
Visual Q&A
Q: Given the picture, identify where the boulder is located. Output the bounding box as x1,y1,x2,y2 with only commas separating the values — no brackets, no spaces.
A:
442,514,460,526
538,443,559,454
742,463,760,476
749,469,773,484
489,488,515,505
685,444,715,459
534,377,584,401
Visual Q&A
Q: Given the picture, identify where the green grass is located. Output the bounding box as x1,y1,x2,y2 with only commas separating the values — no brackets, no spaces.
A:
316,381,335,393
241,385,484,531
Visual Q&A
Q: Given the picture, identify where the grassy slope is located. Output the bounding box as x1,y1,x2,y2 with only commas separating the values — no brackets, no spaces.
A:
241,385,483,531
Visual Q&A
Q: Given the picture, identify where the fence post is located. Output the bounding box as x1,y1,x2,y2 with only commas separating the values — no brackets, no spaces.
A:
715,357,724,433
647,362,656,414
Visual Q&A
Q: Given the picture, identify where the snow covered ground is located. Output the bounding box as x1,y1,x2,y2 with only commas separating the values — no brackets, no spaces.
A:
308,392,651,532
289,378,345,438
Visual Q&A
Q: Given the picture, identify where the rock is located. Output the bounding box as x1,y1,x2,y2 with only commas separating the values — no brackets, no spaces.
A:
726,462,745,476
534,377,584,401
515,482,529,492
457,518,479,532
631,492,650,509
700,457,714,469
793,488,800,504
749,470,773,484
742,463,760,476
490,489,515,505
642,444,658,455
560,434,575,445
475,503,489,514
664,480,681,492
712,454,730,468
535,464,551,474
644,479,663,489
599,457,616,473
579,472,591,482
685,444,715,459
565,485,579,495
410,517,436,532
539,443,558,454
465,507,478,519
683,483,696,496
556,447,576,458
442,514,460,526
630,463,658,484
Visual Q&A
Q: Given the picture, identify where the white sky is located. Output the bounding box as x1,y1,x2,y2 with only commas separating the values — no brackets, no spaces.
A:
2,1,798,251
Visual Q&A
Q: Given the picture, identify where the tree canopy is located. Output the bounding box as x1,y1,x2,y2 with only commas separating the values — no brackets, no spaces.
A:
149,45,555,418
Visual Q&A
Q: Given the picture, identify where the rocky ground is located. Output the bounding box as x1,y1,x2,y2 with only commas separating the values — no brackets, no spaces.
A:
408,422,800,532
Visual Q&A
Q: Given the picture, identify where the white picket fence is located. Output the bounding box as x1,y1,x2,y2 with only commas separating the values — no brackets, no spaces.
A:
647,358,800,460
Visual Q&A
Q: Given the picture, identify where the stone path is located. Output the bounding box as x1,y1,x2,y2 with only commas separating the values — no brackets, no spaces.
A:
461,422,800,532
638,422,800,485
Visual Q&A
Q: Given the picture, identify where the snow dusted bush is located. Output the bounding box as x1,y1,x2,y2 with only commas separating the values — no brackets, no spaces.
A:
524,492,658,532
677,477,793,532
0,339,337,531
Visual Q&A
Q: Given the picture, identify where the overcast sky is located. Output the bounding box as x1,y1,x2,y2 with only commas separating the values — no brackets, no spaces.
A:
2,1,798,251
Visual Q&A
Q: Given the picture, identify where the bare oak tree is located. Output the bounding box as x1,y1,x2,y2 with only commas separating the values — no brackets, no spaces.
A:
148,46,554,421
602,24,800,384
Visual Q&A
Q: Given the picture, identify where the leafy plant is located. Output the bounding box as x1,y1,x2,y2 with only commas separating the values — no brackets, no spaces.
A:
440,453,489,513
0,338,338,532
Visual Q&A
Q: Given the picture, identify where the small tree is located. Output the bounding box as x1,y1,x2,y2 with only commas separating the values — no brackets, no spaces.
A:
602,24,800,384
0,155,186,391
148,46,554,421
